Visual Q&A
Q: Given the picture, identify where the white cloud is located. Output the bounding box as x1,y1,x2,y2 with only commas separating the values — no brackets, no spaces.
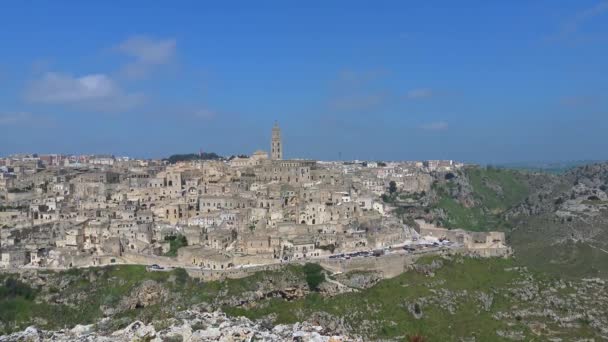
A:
420,121,448,131
25,72,144,112
0,112,32,125
116,35,176,79
406,88,434,99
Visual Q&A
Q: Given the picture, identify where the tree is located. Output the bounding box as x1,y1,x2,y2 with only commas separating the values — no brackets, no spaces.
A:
302,263,324,290
389,181,397,194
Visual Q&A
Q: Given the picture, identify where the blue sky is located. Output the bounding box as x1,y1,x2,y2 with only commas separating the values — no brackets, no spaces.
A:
1,1,607,163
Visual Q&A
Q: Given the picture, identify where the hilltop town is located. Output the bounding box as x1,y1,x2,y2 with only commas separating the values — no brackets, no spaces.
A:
0,123,509,276
3,125,608,341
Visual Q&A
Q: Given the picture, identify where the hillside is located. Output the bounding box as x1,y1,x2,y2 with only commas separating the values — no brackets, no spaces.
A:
410,163,608,278
426,166,533,231
2,257,607,341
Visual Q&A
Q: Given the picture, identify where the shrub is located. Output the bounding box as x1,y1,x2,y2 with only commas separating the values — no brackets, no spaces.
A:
164,235,188,257
408,335,427,342
173,268,189,285
302,263,324,290
389,181,397,194
0,278,35,300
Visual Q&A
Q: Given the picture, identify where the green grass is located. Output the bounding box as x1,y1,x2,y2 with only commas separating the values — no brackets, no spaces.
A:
224,257,529,340
512,232,608,279
224,257,603,340
435,196,500,231
466,167,529,211
0,263,313,334
432,167,528,231
1,258,605,340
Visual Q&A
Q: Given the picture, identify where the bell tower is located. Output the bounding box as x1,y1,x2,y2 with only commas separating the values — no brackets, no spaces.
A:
271,122,282,160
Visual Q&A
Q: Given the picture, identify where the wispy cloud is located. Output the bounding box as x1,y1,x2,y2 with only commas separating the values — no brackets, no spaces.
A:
115,35,176,79
406,88,434,100
192,108,216,120
551,1,608,42
146,104,221,121
334,68,390,88
25,72,144,112
329,93,388,111
328,69,391,112
0,112,32,126
559,95,599,108
420,121,448,131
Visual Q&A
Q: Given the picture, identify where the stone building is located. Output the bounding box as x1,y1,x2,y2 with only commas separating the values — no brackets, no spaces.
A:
271,122,282,160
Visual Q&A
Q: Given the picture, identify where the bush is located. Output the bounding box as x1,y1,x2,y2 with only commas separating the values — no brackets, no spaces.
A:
389,181,397,194
302,263,324,290
317,244,336,253
0,278,35,300
173,268,189,285
164,235,188,257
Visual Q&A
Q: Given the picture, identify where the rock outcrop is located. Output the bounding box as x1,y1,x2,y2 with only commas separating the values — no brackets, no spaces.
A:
0,310,358,342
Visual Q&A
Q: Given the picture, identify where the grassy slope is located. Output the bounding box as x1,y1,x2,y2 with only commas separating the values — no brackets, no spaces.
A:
225,256,600,341
0,264,310,334
1,259,604,340
434,167,529,231
432,167,608,279
508,214,608,279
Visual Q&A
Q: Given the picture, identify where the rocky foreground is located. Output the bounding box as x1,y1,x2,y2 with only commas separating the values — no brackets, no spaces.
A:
0,309,356,342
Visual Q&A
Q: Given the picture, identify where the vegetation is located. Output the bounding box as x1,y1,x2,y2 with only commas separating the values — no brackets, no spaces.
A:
0,205,28,211
1,257,605,340
7,185,33,193
224,256,601,340
0,263,321,334
389,180,397,194
302,263,324,290
0,279,37,331
164,152,222,164
163,235,188,257
316,243,336,253
466,167,529,211
432,167,528,231
495,160,598,174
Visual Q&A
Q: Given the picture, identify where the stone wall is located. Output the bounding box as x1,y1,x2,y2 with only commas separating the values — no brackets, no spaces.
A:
317,249,457,278
186,263,285,281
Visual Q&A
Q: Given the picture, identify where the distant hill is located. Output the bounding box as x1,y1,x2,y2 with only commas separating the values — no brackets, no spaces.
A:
495,160,602,174
163,152,223,164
